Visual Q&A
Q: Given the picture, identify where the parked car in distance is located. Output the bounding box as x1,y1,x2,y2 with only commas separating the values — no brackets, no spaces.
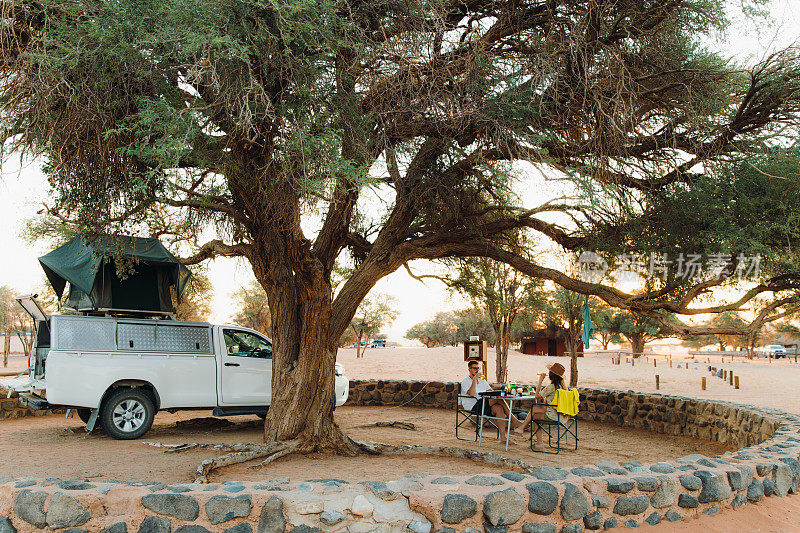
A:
764,344,787,358
3,297,349,440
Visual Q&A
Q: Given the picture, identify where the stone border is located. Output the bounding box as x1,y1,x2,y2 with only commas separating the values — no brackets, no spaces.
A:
0,380,796,532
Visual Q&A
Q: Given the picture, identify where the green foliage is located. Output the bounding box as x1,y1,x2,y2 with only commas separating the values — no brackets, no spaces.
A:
175,268,213,322
348,293,398,348
231,280,271,334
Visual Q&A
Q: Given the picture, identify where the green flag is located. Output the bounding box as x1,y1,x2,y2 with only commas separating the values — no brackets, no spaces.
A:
582,295,594,348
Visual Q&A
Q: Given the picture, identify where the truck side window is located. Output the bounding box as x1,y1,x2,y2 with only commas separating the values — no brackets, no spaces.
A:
223,329,272,359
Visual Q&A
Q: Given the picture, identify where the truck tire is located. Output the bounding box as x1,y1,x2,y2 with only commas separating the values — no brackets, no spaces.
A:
76,408,93,424
100,388,155,440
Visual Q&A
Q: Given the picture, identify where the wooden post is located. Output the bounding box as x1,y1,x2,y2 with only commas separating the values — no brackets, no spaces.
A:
670,360,673,368
723,370,727,380
735,375,740,389
655,375,660,390
729,371,733,386
702,377,706,390
654,359,657,368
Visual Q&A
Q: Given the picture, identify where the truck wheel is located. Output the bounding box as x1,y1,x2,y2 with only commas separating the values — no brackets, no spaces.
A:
101,388,155,440
76,408,93,424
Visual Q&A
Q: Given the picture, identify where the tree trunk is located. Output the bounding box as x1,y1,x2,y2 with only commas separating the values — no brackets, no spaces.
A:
253,247,358,454
355,330,363,359
3,332,9,367
628,335,646,358
494,320,508,383
718,341,725,351
567,316,580,387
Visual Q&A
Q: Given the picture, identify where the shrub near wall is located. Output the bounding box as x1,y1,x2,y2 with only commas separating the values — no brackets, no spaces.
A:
0,380,796,532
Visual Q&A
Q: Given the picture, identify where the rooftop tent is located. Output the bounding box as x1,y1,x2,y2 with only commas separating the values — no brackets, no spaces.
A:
39,235,191,313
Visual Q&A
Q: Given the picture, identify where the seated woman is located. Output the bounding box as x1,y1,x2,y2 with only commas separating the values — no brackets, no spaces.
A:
515,362,568,450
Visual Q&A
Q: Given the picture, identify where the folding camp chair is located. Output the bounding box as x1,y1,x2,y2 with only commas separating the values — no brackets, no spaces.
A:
455,394,500,442
530,388,579,454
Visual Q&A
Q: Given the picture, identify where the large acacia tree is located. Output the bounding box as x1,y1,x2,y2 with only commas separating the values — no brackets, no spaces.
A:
2,0,800,456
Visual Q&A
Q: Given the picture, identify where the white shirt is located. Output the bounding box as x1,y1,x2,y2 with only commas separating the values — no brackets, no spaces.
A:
461,376,492,410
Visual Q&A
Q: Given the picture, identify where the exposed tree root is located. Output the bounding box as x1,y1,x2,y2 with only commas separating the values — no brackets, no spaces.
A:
354,440,536,473
149,430,535,481
168,439,534,482
249,442,302,469
352,421,417,430
144,442,259,454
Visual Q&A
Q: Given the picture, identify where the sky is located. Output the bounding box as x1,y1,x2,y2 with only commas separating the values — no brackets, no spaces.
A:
0,1,797,343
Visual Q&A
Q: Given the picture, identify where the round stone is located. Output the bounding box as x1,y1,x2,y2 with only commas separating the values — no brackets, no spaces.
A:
526,482,559,515
583,510,602,530
560,483,590,521
747,479,764,502
693,471,732,503
613,496,649,516
205,495,251,525
606,478,635,494
441,494,477,524
483,489,525,526
46,492,91,529
141,494,200,521
678,475,701,491
678,494,698,508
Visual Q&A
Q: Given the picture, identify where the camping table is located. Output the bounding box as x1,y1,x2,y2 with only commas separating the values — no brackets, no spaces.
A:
478,393,537,451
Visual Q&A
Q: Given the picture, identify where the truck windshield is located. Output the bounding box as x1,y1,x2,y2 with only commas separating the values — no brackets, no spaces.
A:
223,329,272,359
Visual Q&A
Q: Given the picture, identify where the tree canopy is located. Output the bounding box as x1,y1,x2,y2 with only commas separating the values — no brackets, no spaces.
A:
3,0,800,452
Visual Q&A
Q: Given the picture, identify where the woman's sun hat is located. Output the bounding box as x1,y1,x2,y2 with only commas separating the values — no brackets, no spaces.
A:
546,362,566,377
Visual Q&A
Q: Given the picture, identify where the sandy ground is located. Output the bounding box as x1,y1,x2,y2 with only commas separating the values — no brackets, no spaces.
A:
3,348,800,530
0,405,733,483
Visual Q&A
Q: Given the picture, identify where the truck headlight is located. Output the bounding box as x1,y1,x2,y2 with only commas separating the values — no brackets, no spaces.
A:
335,363,344,376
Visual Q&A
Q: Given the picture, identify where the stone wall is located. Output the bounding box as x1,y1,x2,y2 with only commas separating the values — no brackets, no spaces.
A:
0,388,65,420
0,381,797,532
347,380,777,447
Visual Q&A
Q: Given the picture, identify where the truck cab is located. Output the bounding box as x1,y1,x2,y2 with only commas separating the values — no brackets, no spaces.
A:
4,296,349,440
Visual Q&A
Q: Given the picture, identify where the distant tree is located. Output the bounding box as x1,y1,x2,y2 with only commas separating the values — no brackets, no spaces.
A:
0,286,14,366
231,281,271,335
708,312,748,351
406,312,460,348
445,255,546,382
591,302,624,350
681,333,718,351
0,286,34,364
174,269,213,322
454,308,496,346
615,311,675,357
545,288,585,387
348,294,398,358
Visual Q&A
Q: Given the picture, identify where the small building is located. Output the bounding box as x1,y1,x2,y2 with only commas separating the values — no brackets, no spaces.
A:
519,325,583,357
370,338,386,348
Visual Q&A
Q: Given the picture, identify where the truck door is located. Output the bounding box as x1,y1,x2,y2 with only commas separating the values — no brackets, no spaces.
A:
219,328,272,405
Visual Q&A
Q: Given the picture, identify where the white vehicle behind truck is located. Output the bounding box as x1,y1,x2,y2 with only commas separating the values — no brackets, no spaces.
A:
5,296,349,440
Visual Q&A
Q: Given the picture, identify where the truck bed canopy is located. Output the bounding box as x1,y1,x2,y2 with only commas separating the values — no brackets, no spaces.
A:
39,235,191,313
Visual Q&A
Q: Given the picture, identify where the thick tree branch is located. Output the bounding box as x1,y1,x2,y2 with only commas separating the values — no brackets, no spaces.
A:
181,239,251,265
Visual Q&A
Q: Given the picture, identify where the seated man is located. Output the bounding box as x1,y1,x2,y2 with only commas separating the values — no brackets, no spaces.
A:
461,360,524,442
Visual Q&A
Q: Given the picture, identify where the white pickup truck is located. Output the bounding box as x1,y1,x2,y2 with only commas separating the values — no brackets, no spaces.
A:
4,297,349,440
